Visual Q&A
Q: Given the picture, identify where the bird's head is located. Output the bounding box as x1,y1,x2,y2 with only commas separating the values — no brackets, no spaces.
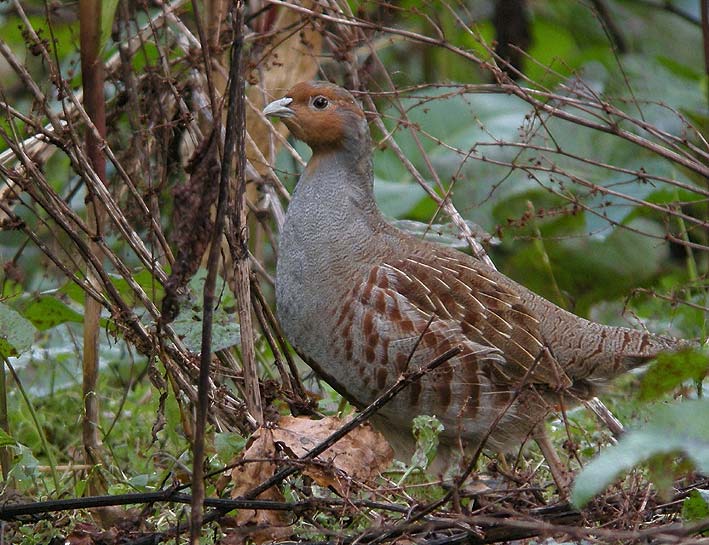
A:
263,81,369,153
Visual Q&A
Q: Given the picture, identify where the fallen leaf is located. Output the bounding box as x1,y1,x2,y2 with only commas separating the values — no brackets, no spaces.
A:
65,522,99,545
271,415,393,494
246,1,323,177
226,428,293,544
65,534,93,545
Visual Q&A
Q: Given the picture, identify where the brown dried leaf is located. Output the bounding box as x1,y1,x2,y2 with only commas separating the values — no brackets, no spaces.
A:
65,523,99,545
246,1,322,176
271,415,393,494
226,428,293,544
64,533,94,545
160,129,220,323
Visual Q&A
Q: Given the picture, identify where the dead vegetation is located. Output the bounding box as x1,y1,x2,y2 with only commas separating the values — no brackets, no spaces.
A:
0,1,707,543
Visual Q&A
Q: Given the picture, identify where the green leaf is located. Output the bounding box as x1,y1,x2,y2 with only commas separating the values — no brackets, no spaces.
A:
527,19,579,84
374,178,428,218
59,280,86,305
110,270,166,306
170,269,241,353
18,295,84,331
0,428,17,447
215,432,247,462
171,309,241,354
504,218,669,315
572,400,709,507
647,452,693,499
639,348,709,401
61,268,165,307
0,302,37,358
127,473,150,489
411,414,444,470
683,489,709,522
376,89,533,227
74,478,88,498
7,444,40,484
100,0,120,50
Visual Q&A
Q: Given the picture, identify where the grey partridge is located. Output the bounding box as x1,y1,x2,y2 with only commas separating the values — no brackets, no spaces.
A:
263,81,685,460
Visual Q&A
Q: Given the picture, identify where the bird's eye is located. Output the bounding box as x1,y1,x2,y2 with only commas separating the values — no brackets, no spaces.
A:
312,96,329,110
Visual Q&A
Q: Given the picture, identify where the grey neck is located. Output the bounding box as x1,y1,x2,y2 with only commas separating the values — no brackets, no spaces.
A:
290,143,382,231
277,137,389,311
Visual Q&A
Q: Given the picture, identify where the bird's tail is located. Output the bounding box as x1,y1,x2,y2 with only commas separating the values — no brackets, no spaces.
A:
525,291,690,382
572,320,689,381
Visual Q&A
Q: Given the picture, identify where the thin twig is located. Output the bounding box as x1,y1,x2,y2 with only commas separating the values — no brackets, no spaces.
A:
190,3,246,540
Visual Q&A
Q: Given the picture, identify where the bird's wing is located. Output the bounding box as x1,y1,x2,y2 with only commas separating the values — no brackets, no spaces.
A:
336,247,572,391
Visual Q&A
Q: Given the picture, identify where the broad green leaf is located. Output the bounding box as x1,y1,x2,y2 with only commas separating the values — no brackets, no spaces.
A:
75,478,88,498
683,489,709,522
61,268,165,306
0,302,37,358
411,414,444,470
647,185,706,206
171,308,241,354
170,269,240,353
187,268,236,309
100,0,120,50
110,270,166,306
0,428,17,447
504,218,668,314
7,444,40,484
60,280,86,304
375,178,428,218
639,348,709,401
130,41,161,73
18,295,84,331
572,400,709,506
647,452,692,499
377,90,534,227
215,432,247,462
527,20,579,84
127,473,150,489
610,55,704,132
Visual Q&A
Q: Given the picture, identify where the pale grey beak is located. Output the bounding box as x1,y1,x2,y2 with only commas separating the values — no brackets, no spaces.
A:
263,97,294,118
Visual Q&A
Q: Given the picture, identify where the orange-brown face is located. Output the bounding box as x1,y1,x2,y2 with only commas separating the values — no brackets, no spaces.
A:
263,82,366,150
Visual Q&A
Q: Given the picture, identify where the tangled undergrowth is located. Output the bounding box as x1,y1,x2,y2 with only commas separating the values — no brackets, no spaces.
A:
0,1,707,543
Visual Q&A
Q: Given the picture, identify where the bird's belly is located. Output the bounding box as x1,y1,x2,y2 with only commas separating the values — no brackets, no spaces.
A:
276,245,373,404
279,306,551,453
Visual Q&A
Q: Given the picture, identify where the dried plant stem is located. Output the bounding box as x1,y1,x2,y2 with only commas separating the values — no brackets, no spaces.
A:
191,3,250,541
228,14,263,425
0,354,9,480
584,397,624,438
528,201,567,309
251,276,307,404
79,0,107,497
532,425,571,498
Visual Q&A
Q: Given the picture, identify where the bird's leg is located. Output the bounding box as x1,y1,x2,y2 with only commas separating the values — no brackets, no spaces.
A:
533,424,571,500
